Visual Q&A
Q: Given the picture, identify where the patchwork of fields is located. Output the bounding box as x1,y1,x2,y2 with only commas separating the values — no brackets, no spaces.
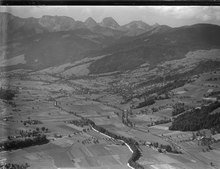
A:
1,55,220,169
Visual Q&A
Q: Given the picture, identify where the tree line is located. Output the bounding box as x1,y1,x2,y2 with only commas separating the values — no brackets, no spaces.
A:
0,134,49,151
0,88,16,100
138,79,188,99
134,79,188,109
172,102,186,116
2,163,30,169
135,96,155,109
169,101,220,131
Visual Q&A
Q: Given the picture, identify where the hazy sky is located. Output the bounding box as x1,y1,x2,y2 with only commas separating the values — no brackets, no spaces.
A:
1,6,220,27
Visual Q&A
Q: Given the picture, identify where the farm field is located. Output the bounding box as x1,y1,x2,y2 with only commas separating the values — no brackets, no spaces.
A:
1,54,220,169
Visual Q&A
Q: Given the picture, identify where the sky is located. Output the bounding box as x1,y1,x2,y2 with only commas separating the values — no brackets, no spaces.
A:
0,6,220,27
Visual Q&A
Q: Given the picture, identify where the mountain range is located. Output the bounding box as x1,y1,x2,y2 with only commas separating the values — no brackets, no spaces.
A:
0,12,157,41
1,12,220,74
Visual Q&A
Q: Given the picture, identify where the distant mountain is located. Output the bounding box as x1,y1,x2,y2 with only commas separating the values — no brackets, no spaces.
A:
39,15,88,32
84,17,123,37
100,17,120,29
39,15,76,32
145,25,171,36
0,12,46,43
0,12,161,43
84,17,98,29
120,20,152,36
152,23,160,28
0,13,128,44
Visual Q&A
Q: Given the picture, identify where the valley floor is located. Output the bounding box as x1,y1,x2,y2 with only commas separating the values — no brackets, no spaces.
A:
0,63,220,169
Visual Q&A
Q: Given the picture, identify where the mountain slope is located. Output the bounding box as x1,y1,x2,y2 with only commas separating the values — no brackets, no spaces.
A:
1,12,220,74
0,12,47,43
84,17,98,29
0,29,115,70
0,13,124,44
0,13,125,70
89,24,220,74
120,20,152,36
100,17,120,29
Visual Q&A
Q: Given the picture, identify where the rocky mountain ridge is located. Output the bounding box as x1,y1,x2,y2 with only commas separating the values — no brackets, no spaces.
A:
0,12,160,42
